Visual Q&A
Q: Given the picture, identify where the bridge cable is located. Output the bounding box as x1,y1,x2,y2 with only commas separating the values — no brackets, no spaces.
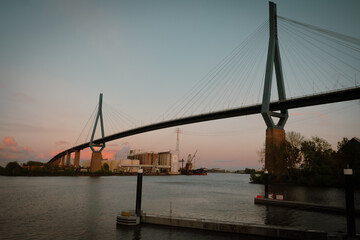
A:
85,103,99,143
278,20,359,93
201,21,268,112
160,19,268,120
278,40,306,96
210,22,269,111
278,16,360,46
103,103,127,134
279,24,331,93
282,22,358,88
103,102,139,129
174,20,268,118
72,103,98,147
279,19,360,73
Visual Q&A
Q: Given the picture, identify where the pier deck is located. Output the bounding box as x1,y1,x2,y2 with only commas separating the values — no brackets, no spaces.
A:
141,213,328,240
254,197,360,216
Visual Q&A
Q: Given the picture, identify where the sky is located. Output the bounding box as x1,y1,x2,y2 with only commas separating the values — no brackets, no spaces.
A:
0,0,359,170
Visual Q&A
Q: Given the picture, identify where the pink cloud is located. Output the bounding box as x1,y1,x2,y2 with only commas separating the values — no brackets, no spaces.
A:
50,149,63,157
102,149,119,160
23,146,32,152
36,153,45,160
0,137,32,154
76,147,126,161
80,148,92,160
3,136,16,146
78,148,119,160
0,136,33,164
291,112,326,118
56,140,69,146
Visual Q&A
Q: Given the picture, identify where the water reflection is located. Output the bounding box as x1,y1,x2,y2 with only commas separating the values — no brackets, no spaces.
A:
1,174,359,240
268,184,349,207
265,183,359,231
83,177,101,239
116,225,141,240
264,205,297,226
116,223,282,240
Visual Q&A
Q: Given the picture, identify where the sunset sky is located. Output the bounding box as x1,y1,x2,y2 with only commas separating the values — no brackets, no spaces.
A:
1,0,359,170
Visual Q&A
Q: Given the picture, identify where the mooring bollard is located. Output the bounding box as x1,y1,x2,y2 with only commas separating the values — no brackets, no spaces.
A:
135,168,143,218
264,169,269,199
344,168,356,237
116,168,143,226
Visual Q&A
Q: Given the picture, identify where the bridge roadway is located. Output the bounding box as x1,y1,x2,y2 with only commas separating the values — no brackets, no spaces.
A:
48,87,360,164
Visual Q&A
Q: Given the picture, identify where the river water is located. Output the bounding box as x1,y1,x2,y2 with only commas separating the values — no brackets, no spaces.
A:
0,174,359,239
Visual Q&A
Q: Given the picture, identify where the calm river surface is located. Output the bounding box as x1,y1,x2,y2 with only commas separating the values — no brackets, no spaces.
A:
0,174,359,239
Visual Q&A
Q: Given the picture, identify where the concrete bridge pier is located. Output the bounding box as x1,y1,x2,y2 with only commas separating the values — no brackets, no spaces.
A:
265,128,286,178
60,155,65,168
65,152,71,166
54,158,61,166
90,151,102,172
74,150,80,169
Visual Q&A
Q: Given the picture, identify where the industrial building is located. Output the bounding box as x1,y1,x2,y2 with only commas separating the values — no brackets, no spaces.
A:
128,149,179,174
81,159,140,173
127,150,158,173
117,159,140,173
80,149,180,174
158,151,179,174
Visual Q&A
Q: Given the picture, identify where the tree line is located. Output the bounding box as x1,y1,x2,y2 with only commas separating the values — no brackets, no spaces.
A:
0,161,113,176
251,132,360,187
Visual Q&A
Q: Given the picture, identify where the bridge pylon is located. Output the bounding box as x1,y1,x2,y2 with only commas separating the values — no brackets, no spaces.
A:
261,2,288,178
89,93,106,172
73,150,80,169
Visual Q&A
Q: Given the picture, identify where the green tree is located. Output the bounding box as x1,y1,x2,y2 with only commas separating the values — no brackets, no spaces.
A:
5,161,25,175
257,143,265,167
301,136,333,174
244,168,255,174
337,137,350,152
24,161,44,166
282,131,304,172
336,137,360,172
102,163,110,173
0,166,5,175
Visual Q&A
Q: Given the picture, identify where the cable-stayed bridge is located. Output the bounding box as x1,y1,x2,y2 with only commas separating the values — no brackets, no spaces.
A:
48,2,360,175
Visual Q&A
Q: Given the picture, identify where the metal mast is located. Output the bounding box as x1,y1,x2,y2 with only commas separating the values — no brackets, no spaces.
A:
261,1,288,129
89,93,106,152
176,128,180,153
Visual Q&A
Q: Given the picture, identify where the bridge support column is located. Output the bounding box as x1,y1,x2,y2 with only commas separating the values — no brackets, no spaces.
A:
261,2,288,180
89,93,105,173
90,152,102,172
74,150,80,169
265,128,286,178
60,156,65,168
54,158,61,166
65,152,71,166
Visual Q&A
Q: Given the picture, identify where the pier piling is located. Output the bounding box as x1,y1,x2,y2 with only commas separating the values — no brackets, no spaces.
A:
136,168,143,218
344,168,356,237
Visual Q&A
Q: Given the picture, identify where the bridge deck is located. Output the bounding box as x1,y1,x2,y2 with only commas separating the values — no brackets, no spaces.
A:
48,87,360,163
